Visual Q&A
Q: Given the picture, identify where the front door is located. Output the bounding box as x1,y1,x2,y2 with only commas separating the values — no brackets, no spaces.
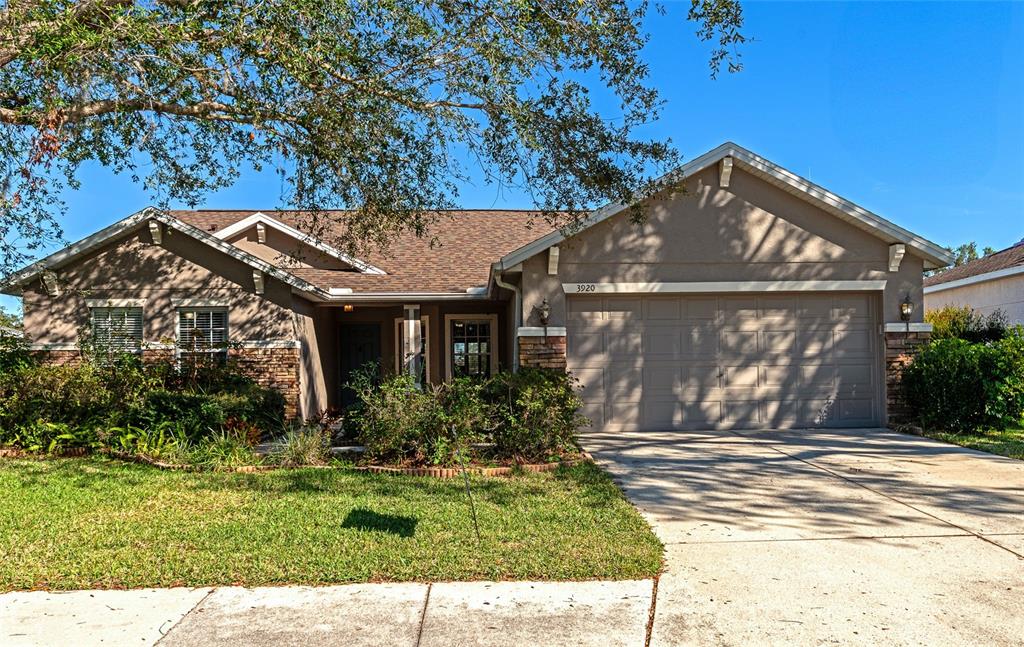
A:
339,323,382,409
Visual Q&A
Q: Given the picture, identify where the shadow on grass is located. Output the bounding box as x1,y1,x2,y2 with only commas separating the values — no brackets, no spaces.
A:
341,508,418,537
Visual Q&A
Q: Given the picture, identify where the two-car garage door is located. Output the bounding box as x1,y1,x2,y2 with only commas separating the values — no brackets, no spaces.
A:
566,293,882,431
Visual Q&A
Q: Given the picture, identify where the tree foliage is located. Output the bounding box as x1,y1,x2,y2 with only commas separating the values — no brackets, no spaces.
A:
0,303,20,329
0,0,746,272
927,241,996,276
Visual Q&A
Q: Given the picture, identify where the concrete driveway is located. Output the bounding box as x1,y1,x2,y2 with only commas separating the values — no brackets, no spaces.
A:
583,427,1024,647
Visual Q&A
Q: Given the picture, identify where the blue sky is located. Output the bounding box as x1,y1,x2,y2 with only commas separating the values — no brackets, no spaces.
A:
2,1,1022,313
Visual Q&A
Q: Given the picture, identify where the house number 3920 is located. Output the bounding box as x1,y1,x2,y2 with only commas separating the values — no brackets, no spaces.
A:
576,284,597,292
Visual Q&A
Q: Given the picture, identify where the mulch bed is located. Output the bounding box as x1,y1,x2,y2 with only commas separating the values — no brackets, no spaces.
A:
2,446,592,477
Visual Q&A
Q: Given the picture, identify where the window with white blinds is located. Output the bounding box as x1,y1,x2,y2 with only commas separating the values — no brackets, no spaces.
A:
90,307,144,352
178,309,228,352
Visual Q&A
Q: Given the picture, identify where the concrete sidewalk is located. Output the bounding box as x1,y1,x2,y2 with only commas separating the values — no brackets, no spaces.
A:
1,580,655,647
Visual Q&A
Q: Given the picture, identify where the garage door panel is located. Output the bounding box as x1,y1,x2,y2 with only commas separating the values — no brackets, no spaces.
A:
720,330,759,356
685,297,718,319
762,330,798,356
682,401,721,427
644,330,682,357
722,365,759,388
722,296,759,320
606,363,643,399
759,296,799,322
607,331,643,358
645,365,682,396
723,400,761,426
646,297,682,320
567,293,881,431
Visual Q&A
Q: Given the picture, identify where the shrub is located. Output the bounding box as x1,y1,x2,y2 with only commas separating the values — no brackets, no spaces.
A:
486,369,589,462
904,328,1024,432
348,370,433,464
926,305,1008,343
346,367,588,466
984,327,1024,428
272,425,331,467
0,334,35,373
179,430,259,468
904,339,990,432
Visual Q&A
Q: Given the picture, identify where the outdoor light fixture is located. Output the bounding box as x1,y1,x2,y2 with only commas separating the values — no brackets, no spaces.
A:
343,304,355,313
900,295,914,322
538,298,551,326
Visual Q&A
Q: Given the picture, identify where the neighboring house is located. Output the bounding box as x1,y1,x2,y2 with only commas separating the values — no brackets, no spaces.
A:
0,143,953,429
0,326,21,338
923,240,1024,324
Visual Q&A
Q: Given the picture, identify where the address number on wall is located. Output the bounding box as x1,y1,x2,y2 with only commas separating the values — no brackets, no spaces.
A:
574,284,597,293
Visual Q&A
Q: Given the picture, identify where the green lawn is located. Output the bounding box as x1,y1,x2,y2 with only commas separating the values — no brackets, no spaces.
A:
922,427,1024,460
0,457,662,591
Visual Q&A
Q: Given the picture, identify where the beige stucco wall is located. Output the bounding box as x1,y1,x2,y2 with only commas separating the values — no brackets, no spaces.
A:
520,164,926,327
21,227,296,346
924,274,1024,324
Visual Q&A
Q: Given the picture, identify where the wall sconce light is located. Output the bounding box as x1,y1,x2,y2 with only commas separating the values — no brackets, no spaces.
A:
538,298,551,326
343,304,355,313
899,295,914,322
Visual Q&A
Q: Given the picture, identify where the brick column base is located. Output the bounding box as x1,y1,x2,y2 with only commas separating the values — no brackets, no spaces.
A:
885,330,930,426
519,336,567,371
229,347,301,420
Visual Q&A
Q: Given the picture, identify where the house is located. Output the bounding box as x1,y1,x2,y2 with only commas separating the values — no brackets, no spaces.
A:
0,143,953,429
0,326,21,338
923,240,1024,324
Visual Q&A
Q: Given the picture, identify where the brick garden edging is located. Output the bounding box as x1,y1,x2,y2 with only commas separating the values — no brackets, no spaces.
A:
1,447,593,477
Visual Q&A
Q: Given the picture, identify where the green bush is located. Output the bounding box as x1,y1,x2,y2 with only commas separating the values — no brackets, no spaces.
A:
346,367,588,466
904,327,1024,432
926,305,1008,343
0,354,286,455
271,425,331,467
486,369,589,462
0,334,35,373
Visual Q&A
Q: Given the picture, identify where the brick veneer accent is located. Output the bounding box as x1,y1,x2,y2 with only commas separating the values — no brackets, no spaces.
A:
228,347,301,419
519,335,567,371
33,346,302,420
884,330,931,425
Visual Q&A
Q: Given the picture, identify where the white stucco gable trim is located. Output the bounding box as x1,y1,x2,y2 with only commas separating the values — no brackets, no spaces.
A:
212,212,386,275
495,142,955,272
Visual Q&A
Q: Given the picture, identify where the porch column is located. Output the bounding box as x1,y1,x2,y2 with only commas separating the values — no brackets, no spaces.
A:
403,304,422,388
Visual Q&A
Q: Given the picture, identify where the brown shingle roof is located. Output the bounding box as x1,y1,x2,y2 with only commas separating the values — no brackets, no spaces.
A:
171,209,553,294
924,240,1024,288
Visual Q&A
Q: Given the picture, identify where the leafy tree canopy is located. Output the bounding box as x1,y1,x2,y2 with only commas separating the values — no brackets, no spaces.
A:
928,241,996,276
0,0,745,272
0,303,20,329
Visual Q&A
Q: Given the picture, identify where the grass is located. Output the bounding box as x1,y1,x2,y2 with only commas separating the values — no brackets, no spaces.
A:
921,427,1024,460
0,457,662,591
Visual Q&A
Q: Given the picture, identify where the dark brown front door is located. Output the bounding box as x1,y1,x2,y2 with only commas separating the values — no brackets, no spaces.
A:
339,323,382,409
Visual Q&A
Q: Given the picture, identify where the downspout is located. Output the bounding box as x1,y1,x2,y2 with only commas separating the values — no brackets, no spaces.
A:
493,267,521,372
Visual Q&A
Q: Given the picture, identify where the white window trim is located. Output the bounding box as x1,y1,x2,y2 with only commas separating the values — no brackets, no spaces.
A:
393,315,430,379
444,313,499,380
171,298,230,308
176,306,229,356
85,298,146,308
89,305,145,353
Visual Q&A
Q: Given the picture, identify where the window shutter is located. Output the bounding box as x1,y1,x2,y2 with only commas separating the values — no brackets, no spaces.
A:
90,307,143,351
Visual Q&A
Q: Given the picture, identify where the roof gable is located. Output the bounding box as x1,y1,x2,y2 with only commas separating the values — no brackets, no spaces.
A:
496,142,955,271
924,240,1024,292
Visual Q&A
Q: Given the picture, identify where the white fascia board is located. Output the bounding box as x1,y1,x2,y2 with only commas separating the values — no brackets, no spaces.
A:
495,142,954,271
0,206,158,294
562,280,887,294
923,264,1024,294
0,207,333,302
322,291,492,302
212,212,386,275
